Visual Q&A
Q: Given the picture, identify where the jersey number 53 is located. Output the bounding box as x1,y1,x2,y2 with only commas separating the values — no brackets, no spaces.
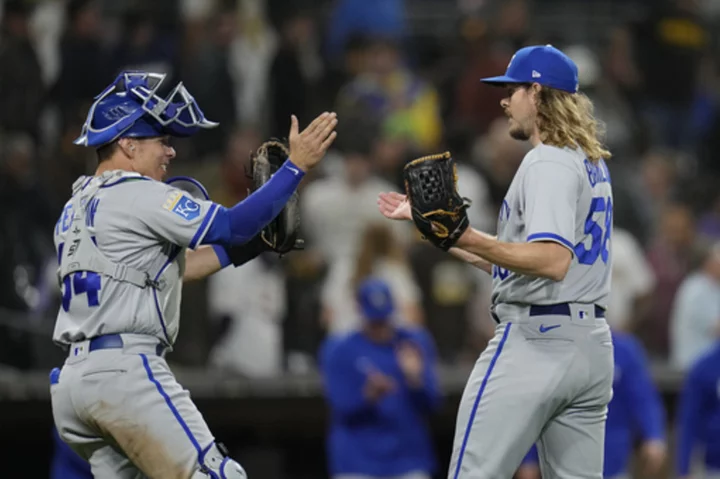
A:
574,196,613,265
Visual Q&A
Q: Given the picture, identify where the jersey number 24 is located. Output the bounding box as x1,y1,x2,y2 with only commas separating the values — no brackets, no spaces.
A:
575,196,612,265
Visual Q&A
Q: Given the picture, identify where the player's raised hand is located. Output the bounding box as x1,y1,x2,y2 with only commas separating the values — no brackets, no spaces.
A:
377,192,412,221
288,112,338,172
396,341,424,386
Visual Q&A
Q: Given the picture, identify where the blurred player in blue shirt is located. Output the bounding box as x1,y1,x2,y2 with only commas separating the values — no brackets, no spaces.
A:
517,331,667,479
50,427,92,479
319,277,442,479
676,341,720,479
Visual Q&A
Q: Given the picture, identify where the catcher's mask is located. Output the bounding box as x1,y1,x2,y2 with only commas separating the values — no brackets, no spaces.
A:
165,176,210,201
74,71,218,148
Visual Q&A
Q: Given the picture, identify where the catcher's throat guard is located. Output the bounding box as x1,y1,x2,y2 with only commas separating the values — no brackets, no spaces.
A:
403,151,471,251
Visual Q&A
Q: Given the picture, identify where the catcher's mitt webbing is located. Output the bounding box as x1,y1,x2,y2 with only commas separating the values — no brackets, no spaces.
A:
249,139,303,255
403,151,471,251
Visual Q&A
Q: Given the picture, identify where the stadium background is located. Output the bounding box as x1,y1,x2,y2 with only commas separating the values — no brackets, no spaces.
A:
0,0,719,477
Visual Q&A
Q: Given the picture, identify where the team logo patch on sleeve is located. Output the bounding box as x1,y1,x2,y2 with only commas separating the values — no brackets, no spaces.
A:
163,191,201,221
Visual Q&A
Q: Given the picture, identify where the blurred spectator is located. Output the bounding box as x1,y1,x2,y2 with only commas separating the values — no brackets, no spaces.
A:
675,341,720,479
472,116,531,211
321,223,422,333
452,16,512,137
519,330,667,479
670,242,720,371
46,116,97,210
492,0,533,54
0,133,57,369
269,3,325,138
634,149,681,240
110,8,179,80
29,0,67,87
325,0,405,64
630,0,712,152
300,132,411,266
227,0,278,128
51,0,110,131
564,44,641,158
640,202,705,358
609,148,679,248
408,240,485,366
697,191,720,241
181,3,241,158
0,0,44,139
50,427,92,478
207,253,287,378
213,126,263,207
319,278,441,479
335,38,443,153
606,227,656,332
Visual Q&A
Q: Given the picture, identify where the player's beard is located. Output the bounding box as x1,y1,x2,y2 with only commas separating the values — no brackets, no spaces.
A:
508,121,531,141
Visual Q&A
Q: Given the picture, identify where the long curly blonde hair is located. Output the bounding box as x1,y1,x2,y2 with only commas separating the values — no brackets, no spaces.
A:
536,88,611,163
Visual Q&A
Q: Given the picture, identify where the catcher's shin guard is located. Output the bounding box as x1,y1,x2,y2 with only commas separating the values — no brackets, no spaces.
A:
191,442,248,479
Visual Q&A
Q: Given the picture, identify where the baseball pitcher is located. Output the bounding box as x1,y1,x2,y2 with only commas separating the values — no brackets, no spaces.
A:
378,45,614,478
50,71,337,478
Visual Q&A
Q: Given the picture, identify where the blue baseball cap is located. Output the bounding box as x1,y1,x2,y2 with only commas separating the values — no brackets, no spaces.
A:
481,45,579,93
356,278,395,322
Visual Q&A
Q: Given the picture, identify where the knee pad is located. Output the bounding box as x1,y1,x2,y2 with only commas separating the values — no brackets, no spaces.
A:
191,442,247,479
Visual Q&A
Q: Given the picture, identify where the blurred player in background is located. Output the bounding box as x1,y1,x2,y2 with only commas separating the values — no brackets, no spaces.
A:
675,339,720,479
50,71,337,478
517,329,667,479
319,277,442,479
50,427,92,479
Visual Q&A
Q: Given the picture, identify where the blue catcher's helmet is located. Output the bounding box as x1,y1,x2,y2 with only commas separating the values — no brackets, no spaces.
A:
74,71,218,148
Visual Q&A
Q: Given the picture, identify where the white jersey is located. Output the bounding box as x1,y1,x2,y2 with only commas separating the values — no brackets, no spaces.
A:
491,144,613,308
52,171,219,348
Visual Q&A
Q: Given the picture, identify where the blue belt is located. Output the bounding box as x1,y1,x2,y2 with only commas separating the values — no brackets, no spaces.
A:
492,303,606,323
89,333,167,356
89,333,125,351
51,334,165,386
529,304,605,318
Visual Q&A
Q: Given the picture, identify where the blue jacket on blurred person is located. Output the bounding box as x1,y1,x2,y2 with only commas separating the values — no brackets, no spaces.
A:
676,342,720,478
320,278,442,479
51,427,92,479
519,331,667,479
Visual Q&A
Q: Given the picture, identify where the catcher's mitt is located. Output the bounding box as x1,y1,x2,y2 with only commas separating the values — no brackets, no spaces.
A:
248,139,304,255
403,152,471,251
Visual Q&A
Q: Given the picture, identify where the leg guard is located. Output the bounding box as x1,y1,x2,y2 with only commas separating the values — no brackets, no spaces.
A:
191,442,247,479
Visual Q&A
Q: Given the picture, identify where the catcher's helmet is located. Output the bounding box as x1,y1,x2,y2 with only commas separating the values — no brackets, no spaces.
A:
74,71,218,148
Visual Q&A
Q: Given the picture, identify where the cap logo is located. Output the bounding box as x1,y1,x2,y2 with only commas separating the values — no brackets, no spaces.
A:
507,53,516,70
532,70,541,78
103,103,134,121
370,291,387,307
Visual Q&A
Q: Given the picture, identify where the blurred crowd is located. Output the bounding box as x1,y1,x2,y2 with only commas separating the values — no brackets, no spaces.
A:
1,0,720,384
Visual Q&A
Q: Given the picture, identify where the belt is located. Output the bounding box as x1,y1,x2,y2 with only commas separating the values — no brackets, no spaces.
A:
491,303,606,323
529,304,605,318
87,333,166,356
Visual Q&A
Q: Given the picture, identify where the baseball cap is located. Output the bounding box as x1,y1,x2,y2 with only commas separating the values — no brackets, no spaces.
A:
481,45,579,93
356,278,395,323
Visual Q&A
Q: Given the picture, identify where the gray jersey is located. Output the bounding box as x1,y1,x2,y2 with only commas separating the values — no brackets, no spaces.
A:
52,171,219,348
491,144,613,307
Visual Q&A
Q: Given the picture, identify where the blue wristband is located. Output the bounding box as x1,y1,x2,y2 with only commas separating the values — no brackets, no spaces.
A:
211,244,232,268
